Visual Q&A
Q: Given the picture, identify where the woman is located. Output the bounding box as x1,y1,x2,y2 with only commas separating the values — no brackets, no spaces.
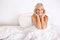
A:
24,3,59,40
32,3,48,29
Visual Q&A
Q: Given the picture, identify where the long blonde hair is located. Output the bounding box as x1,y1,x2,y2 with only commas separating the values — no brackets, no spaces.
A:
34,3,45,14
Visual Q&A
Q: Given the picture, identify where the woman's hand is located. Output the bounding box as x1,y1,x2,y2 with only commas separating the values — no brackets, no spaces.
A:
34,13,39,17
39,14,48,29
33,13,42,29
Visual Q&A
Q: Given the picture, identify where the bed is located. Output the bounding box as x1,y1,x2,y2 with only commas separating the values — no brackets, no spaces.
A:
0,24,60,40
0,26,30,40
0,13,60,40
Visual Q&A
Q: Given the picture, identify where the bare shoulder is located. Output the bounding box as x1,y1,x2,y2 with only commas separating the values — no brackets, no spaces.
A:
31,14,36,19
31,14,36,22
44,15,48,19
44,15,48,21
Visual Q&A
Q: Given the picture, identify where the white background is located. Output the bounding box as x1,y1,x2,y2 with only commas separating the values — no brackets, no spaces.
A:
0,0,60,26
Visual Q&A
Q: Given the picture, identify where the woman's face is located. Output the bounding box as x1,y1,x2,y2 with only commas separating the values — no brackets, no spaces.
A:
36,6,44,16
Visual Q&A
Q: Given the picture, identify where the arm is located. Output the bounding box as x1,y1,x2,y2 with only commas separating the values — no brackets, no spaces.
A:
31,13,41,29
40,15,48,28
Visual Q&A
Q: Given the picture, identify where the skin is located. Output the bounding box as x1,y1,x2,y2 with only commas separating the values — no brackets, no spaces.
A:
32,6,48,29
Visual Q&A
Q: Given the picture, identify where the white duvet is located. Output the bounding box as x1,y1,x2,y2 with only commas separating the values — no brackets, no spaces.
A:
0,24,60,40
24,24,60,40
0,26,25,40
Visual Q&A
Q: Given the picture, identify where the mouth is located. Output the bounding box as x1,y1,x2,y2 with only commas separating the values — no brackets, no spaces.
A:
39,13,43,15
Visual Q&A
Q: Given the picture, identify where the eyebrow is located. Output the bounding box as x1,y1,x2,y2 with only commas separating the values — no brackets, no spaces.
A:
36,8,43,10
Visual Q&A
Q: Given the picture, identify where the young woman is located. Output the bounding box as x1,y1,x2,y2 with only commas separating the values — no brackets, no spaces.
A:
24,3,59,40
32,3,48,29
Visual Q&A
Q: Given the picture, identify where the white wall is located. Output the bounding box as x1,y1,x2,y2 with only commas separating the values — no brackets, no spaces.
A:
0,0,17,25
0,0,60,26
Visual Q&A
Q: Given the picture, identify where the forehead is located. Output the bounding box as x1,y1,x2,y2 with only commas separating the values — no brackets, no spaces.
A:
36,6,44,9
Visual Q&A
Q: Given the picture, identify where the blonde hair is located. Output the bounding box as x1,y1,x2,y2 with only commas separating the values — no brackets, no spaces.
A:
34,3,45,14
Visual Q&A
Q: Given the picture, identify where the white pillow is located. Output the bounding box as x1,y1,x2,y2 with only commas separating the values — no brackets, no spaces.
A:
18,13,33,28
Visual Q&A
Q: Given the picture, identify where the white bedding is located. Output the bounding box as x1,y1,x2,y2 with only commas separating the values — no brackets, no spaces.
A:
0,24,60,40
0,26,25,40
24,24,60,40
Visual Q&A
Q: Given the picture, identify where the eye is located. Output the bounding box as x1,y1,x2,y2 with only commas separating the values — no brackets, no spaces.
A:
36,9,40,11
41,9,44,10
